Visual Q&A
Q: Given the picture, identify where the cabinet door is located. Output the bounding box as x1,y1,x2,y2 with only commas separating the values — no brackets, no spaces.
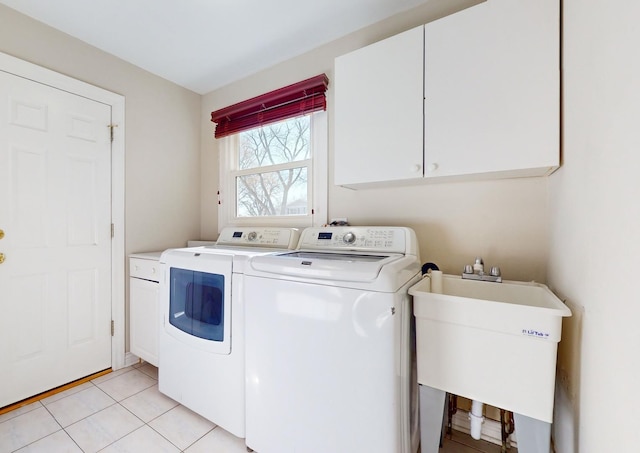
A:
335,26,424,187
130,277,159,366
424,0,559,178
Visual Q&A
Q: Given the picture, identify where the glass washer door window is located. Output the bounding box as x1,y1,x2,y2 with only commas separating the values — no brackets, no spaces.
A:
169,268,226,342
218,111,327,230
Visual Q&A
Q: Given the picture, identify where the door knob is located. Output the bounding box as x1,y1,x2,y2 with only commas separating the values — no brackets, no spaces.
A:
0,253,5,264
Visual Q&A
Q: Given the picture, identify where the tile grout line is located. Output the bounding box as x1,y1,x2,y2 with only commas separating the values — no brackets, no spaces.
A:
85,366,190,453
7,364,260,453
7,405,65,453
114,389,186,453
80,369,160,452
182,425,217,452
26,370,138,452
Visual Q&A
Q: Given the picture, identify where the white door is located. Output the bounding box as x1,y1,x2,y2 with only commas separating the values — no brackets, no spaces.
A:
0,70,112,407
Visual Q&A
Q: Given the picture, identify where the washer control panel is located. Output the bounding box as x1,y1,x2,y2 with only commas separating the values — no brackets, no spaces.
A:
216,227,300,248
298,226,412,254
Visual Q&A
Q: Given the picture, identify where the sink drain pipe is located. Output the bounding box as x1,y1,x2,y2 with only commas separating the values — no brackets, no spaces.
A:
469,400,485,440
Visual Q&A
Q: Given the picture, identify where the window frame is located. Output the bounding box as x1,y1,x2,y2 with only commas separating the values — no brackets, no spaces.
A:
217,110,327,232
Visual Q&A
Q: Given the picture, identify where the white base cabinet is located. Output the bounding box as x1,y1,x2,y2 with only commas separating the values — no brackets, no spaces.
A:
129,253,162,367
334,0,559,188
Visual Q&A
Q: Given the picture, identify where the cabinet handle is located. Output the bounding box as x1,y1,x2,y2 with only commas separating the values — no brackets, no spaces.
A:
411,164,422,173
427,163,439,172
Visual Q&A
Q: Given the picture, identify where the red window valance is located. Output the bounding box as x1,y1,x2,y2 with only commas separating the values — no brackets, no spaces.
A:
210,74,329,139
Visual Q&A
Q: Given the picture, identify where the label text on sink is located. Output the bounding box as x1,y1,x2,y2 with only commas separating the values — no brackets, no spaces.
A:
522,329,550,339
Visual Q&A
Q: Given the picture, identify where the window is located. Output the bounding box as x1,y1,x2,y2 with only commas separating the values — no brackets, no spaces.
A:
218,111,327,230
237,116,310,217
212,75,328,231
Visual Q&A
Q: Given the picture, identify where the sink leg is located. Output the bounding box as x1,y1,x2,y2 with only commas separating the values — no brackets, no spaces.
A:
419,385,447,453
513,413,552,453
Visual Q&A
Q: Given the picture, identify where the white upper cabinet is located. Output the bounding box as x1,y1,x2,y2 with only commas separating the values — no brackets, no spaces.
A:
424,0,559,179
334,26,424,187
334,0,559,188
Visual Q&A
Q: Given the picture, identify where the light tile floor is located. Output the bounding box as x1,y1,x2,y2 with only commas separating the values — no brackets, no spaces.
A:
0,363,246,453
1,362,512,453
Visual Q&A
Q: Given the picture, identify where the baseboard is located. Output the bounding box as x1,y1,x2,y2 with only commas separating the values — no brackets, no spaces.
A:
124,352,141,368
451,410,517,448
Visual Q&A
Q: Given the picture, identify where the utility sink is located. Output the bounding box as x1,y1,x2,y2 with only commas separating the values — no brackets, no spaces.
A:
409,274,571,423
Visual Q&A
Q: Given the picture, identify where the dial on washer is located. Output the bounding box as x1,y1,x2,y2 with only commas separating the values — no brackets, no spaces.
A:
342,232,356,244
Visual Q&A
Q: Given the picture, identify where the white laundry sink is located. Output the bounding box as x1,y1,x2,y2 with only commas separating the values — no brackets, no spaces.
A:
409,274,571,423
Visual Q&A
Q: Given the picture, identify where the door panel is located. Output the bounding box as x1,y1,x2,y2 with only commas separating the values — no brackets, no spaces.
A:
0,70,112,407
10,145,47,246
11,273,47,360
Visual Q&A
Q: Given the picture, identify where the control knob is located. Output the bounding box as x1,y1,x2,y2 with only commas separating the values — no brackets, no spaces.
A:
247,231,258,241
342,232,356,245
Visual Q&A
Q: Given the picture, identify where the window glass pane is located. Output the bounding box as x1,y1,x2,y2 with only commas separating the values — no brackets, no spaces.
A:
236,167,308,217
239,116,310,170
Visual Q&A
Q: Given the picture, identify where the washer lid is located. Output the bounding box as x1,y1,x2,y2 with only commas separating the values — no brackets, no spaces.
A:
283,251,390,262
248,251,405,283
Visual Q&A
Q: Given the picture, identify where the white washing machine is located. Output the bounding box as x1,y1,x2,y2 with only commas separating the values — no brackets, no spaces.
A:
158,227,299,438
244,226,422,453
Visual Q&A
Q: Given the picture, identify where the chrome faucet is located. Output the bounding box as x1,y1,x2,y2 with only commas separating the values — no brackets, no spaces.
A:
462,257,502,283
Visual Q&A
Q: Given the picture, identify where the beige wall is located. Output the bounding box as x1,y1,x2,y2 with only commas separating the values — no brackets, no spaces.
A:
201,0,549,282
5,3,617,448
549,0,640,451
0,4,202,254
0,4,202,350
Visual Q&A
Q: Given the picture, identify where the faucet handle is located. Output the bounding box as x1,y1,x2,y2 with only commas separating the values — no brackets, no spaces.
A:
463,264,474,274
490,266,501,277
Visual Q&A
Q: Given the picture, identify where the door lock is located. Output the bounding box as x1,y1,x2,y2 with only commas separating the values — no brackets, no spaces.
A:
0,253,5,264
0,229,4,240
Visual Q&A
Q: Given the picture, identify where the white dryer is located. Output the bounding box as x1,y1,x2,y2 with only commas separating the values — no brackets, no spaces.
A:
158,227,299,438
244,226,422,453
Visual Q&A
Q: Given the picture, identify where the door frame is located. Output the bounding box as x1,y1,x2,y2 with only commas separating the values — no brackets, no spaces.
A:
0,51,127,371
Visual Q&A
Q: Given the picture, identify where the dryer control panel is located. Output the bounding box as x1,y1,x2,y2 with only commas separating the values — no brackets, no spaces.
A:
216,227,300,248
298,226,418,256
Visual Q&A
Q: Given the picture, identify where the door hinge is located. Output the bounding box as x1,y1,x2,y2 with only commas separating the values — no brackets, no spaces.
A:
108,124,118,143
111,320,115,336
111,223,114,238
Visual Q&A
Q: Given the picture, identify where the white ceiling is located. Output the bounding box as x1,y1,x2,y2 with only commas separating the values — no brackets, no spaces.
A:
0,0,431,94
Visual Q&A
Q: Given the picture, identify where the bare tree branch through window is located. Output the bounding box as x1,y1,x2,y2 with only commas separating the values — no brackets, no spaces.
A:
236,117,310,217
